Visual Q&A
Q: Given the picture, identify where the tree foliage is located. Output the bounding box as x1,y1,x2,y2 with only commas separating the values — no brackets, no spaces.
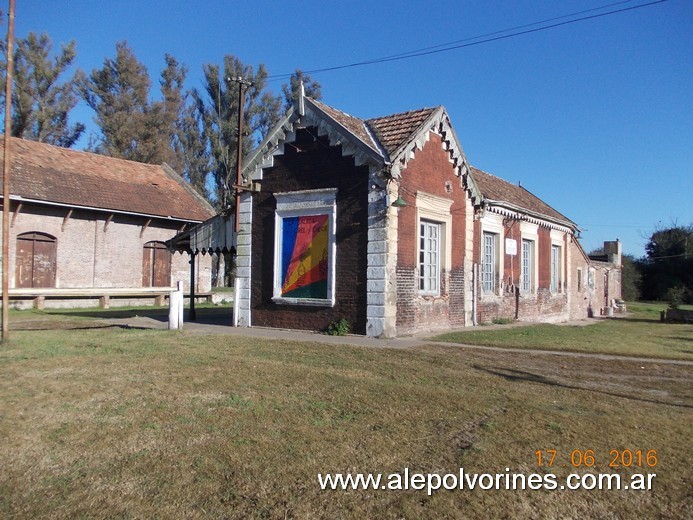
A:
77,41,187,165
174,90,211,200
1,32,84,147
3,25,325,208
620,254,641,302
281,69,322,111
195,56,280,208
639,224,693,303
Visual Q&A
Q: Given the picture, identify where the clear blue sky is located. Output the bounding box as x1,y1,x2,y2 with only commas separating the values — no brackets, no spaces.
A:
11,0,693,256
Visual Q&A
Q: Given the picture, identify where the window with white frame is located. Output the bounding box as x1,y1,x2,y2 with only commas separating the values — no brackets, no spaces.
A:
415,192,452,297
273,189,337,306
419,220,441,295
521,239,534,293
550,244,562,292
482,232,497,293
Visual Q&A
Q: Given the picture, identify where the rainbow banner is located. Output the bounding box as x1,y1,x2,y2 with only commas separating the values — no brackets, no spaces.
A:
281,214,329,299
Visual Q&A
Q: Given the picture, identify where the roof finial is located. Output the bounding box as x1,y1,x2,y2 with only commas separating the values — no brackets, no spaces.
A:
298,80,305,116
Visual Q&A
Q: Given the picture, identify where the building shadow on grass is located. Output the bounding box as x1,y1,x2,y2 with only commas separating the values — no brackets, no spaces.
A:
12,322,152,332
471,365,692,409
19,306,234,328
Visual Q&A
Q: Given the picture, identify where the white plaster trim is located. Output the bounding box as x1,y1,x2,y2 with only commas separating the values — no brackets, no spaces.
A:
235,191,253,327
480,213,505,296
301,100,384,168
366,168,397,338
464,197,475,326
274,188,338,211
484,203,575,234
520,221,539,294
549,230,565,294
387,107,482,206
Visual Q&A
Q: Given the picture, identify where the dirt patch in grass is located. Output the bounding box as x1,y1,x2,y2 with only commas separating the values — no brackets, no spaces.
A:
0,328,691,518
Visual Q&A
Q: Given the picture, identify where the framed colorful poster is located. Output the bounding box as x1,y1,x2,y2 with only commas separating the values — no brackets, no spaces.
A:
273,188,337,306
280,214,329,299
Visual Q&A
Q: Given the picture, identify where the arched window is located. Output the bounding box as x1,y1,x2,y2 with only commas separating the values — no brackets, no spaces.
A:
16,232,57,288
142,241,171,287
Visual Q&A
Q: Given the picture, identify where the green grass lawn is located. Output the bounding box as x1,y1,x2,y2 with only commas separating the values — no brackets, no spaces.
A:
0,327,690,518
432,302,693,360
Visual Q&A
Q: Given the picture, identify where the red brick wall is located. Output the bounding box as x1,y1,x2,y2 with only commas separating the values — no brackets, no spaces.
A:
250,128,370,334
477,289,568,324
395,133,468,335
503,221,521,287
537,226,551,289
476,222,571,324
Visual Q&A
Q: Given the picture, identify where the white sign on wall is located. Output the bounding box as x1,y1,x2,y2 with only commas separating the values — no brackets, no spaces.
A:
505,238,517,256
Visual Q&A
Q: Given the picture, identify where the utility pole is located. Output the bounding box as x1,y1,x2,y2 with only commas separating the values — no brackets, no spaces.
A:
229,76,253,233
2,0,16,344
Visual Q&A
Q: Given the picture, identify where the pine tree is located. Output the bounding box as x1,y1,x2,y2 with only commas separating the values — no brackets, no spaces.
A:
158,54,188,172
198,56,280,208
77,41,182,164
281,69,322,111
0,32,84,147
174,89,211,200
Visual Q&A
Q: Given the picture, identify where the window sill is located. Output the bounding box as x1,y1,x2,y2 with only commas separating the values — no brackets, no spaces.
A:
272,296,335,307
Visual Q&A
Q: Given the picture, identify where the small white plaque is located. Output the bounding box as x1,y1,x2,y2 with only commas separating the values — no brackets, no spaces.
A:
505,238,517,256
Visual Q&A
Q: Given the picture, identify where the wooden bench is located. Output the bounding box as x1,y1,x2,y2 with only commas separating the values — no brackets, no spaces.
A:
8,287,213,310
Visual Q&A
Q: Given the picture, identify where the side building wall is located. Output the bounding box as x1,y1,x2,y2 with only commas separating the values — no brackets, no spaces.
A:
474,210,572,324
395,133,469,335
1,204,211,293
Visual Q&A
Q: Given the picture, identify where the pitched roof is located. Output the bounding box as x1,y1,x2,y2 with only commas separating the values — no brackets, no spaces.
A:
366,107,438,156
0,136,214,222
305,100,439,159
470,166,575,227
310,99,379,152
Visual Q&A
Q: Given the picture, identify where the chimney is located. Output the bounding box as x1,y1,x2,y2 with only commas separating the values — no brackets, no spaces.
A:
603,239,622,267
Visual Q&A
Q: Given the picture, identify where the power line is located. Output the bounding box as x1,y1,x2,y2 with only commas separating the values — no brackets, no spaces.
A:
336,0,640,64
268,0,668,81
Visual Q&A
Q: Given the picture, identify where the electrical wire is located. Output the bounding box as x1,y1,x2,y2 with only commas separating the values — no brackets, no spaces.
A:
268,0,669,81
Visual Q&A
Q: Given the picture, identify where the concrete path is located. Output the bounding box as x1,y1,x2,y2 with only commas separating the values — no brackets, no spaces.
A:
116,315,693,366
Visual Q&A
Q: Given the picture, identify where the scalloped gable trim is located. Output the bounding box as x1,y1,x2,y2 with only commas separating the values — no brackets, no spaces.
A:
386,106,482,206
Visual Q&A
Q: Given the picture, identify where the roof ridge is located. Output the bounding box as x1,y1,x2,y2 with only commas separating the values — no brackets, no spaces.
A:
366,105,438,123
2,134,164,170
308,98,365,124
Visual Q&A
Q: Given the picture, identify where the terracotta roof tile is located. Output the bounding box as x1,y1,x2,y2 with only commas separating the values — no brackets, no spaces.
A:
366,107,438,155
308,100,438,159
470,166,575,226
309,99,377,152
0,136,214,222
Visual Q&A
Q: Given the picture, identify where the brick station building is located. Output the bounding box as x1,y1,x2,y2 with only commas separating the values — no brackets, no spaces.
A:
0,136,214,308
202,91,622,337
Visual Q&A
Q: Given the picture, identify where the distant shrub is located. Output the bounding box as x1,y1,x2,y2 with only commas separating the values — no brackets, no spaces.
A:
666,286,685,310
